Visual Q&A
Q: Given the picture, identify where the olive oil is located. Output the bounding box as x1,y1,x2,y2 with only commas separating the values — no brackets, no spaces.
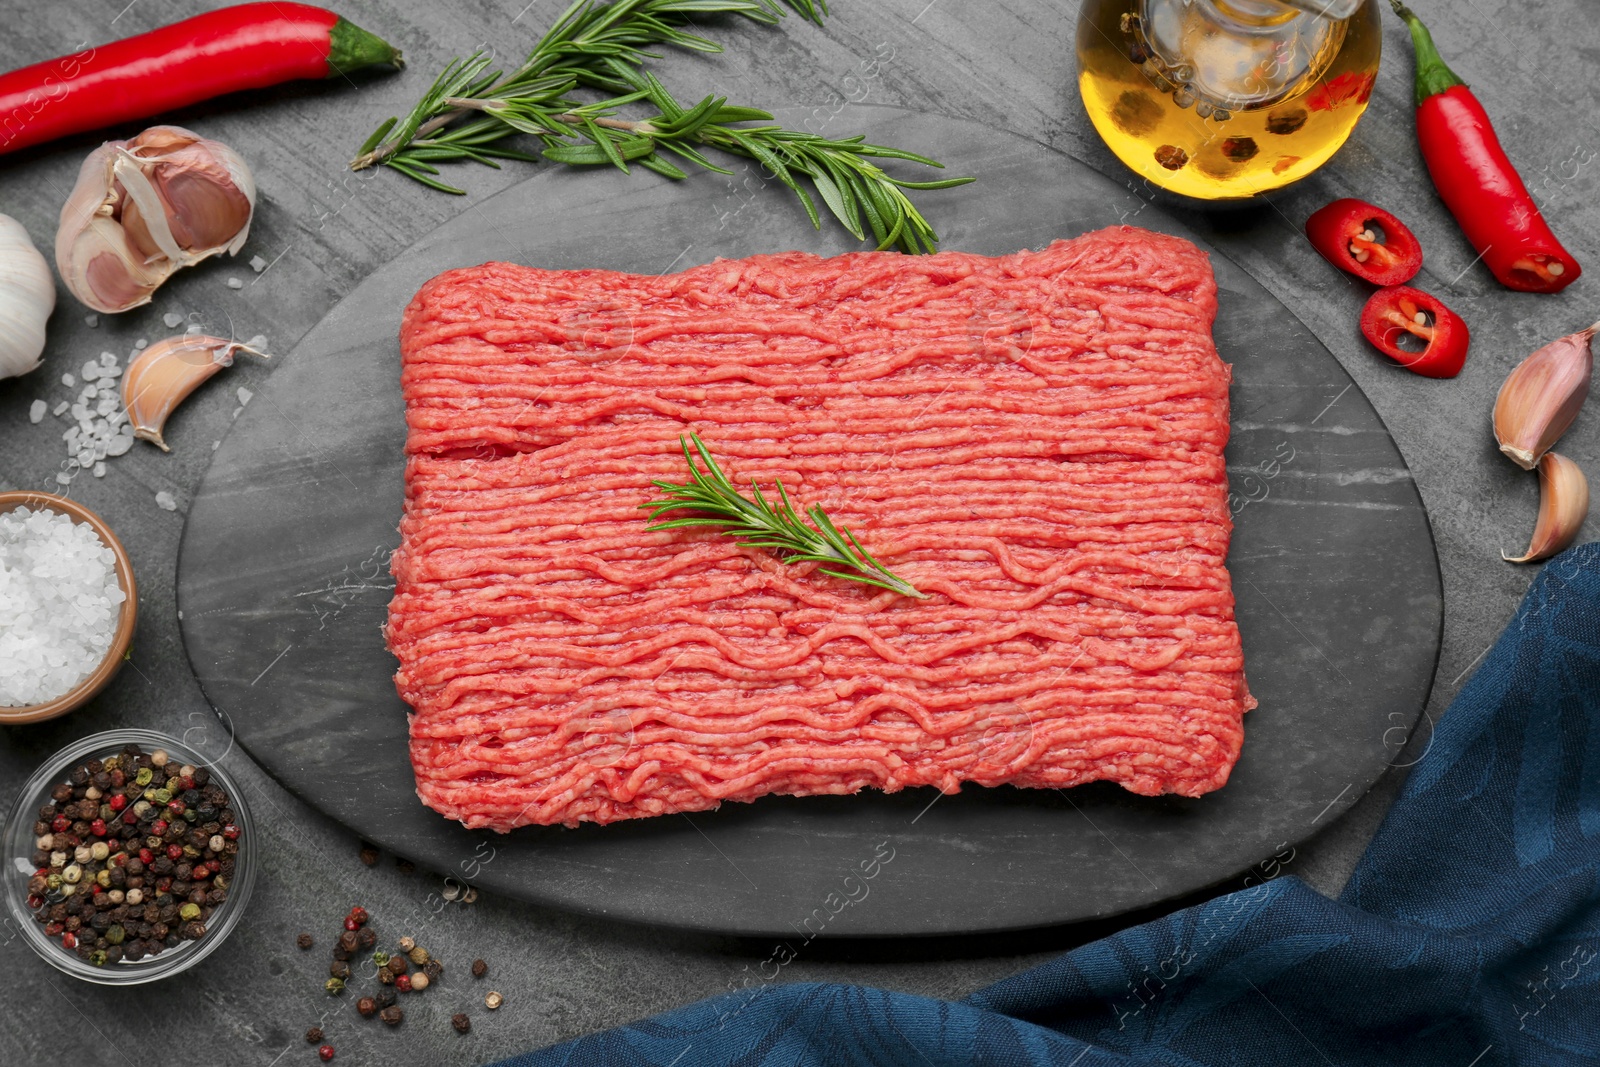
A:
1077,0,1383,199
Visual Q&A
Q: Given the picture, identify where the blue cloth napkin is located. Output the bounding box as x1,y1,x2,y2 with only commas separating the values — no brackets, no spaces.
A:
494,543,1600,1067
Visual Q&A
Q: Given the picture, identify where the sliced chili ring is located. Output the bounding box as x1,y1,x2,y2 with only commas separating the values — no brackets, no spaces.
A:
1359,285,1470,379
1305,198,1423,286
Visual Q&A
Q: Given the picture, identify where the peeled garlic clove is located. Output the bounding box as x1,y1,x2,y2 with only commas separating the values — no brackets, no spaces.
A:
122,335,268,452
0,214,56,381
56,126,256,314
1504,452,1589,564
1493,320,1596,470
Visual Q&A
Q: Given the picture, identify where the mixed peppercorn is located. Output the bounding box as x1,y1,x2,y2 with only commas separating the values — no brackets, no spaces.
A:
302,903,490,1056
24,744,240,966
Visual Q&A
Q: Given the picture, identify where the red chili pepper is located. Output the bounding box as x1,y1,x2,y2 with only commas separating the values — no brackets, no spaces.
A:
1305,199,1423,286
1359,286,1470,378
1391,3,1580,293
0,3,401,156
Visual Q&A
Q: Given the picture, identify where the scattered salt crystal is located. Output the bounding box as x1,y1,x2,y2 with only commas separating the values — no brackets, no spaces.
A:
29,400,45,423
75,448,94,467
106,434,133,458
51,402,68,417
84,313,99,328
61,373,74,387
81,361,101,381
163,312,184,328
185,324,204,335
135,338,147,349
231,407,242,419
155,491,177,512
54,472,71,485
226,277,243,290
236,387,253,407
0,507,126,707
100,352,117,367
249,254,267,272
211,441,220,451
92,462,106,478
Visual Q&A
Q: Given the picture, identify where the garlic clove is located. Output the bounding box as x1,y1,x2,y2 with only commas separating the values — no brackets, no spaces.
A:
55,126,255,314
1493,321,1596,470
122,335,268,452
1504,452,1589,564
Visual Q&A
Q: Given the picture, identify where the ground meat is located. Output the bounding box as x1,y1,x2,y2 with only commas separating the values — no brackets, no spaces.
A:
389,226,1253,830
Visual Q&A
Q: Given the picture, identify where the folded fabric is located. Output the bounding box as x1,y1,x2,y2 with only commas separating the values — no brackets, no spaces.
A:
491,542,1600,1067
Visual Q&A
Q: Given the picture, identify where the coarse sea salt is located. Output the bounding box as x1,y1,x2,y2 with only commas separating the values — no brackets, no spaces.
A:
0,507,125,707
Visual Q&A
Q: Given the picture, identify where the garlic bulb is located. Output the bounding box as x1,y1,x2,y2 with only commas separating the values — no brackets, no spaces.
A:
0,214,55,380
55,126,255,314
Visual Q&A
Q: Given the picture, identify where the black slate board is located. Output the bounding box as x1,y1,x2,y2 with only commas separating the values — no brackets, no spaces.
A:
177,105,1442,937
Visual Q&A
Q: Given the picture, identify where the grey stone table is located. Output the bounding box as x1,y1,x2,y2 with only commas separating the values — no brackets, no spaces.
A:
0,1,1594,1063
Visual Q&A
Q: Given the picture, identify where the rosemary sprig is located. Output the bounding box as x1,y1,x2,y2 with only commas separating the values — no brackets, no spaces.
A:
643,435,926,599
350,0,972,253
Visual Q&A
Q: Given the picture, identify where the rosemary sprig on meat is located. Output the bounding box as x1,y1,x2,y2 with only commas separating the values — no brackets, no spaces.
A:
643,435,926,599
349,0,972,253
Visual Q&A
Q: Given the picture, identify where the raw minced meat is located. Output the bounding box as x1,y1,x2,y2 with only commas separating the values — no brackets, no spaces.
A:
388,226,1252,831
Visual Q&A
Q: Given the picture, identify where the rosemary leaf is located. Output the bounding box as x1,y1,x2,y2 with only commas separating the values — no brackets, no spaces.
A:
350,0,970,254
643,435,926,600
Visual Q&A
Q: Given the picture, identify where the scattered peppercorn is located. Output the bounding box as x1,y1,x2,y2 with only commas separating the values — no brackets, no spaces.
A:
374,988,397,1010
395,973,412,993
407,945,429,966
471,959,487,978
357,996,377,1017
24,744,239,966
409,973,429,992
358,844,379,867
395,858,414,874
338,930,359,954
485,991,503,1010
423,959,443,981
452,1013,471,1034
329,960,351,981
318,1044,335,1062
397,936,416,953
347,906,369,926
325,977,346,995
357,927,376,950
379,1006,403,1027
305,1027,324,1044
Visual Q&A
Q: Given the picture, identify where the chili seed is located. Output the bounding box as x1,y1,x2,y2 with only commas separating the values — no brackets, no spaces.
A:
452,1013,471,1034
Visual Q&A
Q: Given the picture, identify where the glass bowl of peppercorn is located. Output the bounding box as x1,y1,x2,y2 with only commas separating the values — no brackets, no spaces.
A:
2,728,257,984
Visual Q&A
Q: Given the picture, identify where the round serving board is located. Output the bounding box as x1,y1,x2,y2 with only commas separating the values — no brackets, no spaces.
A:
178,105,1441,937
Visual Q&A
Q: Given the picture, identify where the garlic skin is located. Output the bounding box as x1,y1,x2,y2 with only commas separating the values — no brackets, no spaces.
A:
122,335,268,452
1493,321,1596,470
56,126,256,314
1505,452,1589,564
0,214,55,380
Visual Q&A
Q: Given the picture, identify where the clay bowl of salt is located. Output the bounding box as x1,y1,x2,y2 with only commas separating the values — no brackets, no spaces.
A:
0,491,137,725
